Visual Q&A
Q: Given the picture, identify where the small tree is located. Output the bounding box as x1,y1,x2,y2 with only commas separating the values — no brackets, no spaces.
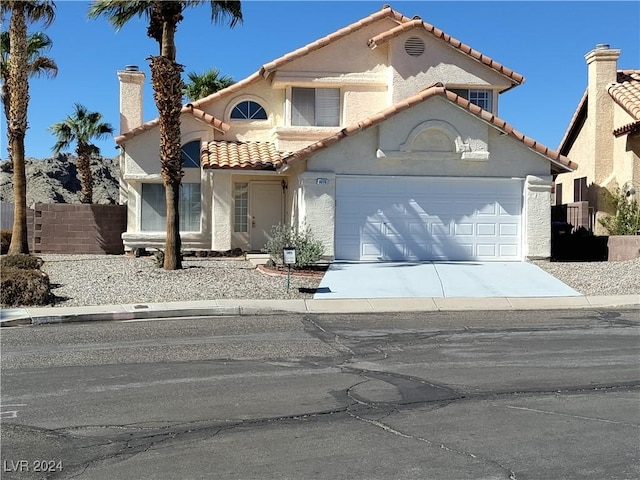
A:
598,187,640,235
48,103,113,204
183,68,234,102
266,224,325,268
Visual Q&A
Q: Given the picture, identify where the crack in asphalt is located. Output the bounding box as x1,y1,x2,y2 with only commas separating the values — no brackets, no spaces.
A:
4,311,638,479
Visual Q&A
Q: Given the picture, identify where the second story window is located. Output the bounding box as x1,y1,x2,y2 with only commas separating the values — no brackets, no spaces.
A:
451,89,493,112
231,100,267,120
291,87,340,127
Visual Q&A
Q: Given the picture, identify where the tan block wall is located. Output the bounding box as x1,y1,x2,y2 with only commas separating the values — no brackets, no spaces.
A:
31,203,126,254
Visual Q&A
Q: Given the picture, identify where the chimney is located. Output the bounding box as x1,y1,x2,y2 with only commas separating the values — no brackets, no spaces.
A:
585,44,620,183
117,65,145,135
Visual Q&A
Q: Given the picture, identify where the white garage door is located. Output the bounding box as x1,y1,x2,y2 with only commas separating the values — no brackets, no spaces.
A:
335,176,523,261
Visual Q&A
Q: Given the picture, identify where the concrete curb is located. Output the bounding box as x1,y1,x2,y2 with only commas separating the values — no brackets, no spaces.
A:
1,295,638,327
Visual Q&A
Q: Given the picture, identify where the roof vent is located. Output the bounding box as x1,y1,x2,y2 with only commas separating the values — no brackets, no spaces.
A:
404,36,425,57
124,65,140,72
595,44,610,50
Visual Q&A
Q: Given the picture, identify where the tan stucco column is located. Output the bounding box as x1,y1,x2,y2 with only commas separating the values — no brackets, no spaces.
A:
524,175,552,259
299,172,336,259
212,172,232,251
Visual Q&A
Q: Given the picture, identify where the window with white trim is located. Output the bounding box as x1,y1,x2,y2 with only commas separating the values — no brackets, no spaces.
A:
141,183,201,232
234,182,248,233
231,100,267,120
450,89,493,112
291,87,340,126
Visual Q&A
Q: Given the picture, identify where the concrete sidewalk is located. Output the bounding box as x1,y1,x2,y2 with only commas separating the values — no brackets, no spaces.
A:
1,295,638,327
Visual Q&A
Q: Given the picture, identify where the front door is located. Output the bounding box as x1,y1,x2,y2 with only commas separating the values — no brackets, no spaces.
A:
250,182,283,251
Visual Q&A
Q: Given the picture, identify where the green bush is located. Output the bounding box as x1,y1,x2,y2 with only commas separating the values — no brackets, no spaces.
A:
1,267,51,307
266,224,325,268
1,253,44,270
598,187,640,235
0,230,11,254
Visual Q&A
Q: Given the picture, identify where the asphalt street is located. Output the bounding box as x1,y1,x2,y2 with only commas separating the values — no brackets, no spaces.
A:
1,309,639,480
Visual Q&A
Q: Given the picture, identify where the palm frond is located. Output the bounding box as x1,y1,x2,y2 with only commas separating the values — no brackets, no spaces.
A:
87,0,151,31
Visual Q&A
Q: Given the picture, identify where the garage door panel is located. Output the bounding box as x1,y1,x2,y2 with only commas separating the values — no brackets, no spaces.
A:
499,224,519,236
477,224,496,236
336,177,523,261
477,244,497,257
499,244,519,257
431,222,451,236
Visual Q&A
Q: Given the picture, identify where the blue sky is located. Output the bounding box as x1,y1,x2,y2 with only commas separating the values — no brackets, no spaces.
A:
1,0,639,161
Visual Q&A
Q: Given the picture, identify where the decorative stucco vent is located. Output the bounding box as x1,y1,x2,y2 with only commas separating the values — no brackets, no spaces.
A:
404,36,425,57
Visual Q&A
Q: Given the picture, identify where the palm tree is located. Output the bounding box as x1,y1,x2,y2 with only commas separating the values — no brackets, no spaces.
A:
89,1,242,270
1,30,58,167
48,104,114,204
183,68,235,102
1,1,56,255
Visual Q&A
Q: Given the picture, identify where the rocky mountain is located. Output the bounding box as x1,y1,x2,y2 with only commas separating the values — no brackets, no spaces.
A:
0,154,120,207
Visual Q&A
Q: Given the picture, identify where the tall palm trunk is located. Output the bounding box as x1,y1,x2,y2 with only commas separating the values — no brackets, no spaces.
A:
7,4,30,255
150,54,183,270
151,1,184,270
76,143,94,204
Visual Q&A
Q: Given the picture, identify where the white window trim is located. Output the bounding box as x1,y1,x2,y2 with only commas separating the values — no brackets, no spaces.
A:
224,94,271,123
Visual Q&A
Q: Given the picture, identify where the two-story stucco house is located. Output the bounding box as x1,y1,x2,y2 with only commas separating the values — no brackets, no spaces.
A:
116,5,575,262
554,44,639,234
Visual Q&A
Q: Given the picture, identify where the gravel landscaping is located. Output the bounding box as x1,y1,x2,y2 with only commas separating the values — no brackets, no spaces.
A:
30,254,640,308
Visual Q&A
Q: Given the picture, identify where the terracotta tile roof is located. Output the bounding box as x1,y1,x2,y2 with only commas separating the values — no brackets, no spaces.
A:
281,83,576,174
114,106,229,144
608,70,640,120
201,141,288,170
367,19,525,87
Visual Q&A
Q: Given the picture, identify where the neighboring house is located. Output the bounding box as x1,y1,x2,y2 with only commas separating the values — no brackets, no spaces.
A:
555,44,640,234
116,5,575,262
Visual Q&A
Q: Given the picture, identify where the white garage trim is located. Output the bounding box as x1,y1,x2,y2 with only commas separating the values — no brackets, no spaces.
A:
335,176,524,261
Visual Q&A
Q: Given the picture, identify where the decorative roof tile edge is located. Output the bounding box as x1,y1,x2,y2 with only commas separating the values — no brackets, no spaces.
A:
367,18,525,86
280,84,576,173
614,120,640,137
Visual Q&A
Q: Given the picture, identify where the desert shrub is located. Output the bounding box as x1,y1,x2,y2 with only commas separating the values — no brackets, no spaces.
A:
1,253,44,270
1,267,51,307
598,187,640,235
266,224,325,268
0,230,11,254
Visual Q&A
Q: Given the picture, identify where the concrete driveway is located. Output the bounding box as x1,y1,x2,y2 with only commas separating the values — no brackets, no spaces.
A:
314,262,581,299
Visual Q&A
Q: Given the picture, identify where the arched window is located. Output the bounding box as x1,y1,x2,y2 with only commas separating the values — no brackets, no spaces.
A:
230,100,267,120
182,140,200,168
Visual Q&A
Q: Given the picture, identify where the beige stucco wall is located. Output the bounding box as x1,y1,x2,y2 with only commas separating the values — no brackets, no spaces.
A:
307,97,551,178
388,31,511,106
